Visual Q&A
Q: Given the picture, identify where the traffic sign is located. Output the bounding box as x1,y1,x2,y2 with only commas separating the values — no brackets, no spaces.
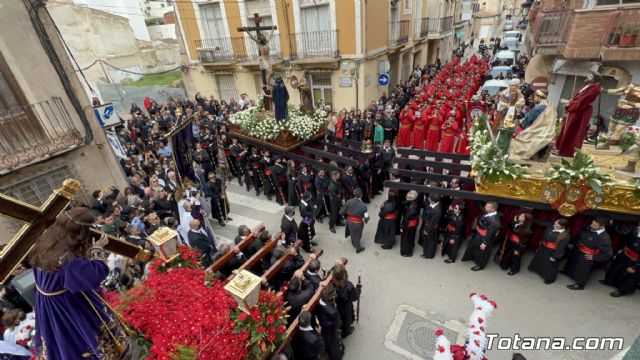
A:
94,103,118,127
378,73,390,87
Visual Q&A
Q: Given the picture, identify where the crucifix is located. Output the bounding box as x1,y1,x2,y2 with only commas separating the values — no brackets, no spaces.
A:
238,13,277,111
0,179,152,283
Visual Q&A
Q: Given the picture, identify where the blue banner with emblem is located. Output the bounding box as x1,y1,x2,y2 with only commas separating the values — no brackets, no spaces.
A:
169,119,197,185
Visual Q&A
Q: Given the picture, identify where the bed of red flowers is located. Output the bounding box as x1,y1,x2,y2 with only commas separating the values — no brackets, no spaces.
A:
105,246,287,360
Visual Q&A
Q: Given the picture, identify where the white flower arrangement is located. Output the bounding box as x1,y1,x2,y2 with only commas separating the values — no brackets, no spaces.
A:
230,105,326,141
14,312,36,348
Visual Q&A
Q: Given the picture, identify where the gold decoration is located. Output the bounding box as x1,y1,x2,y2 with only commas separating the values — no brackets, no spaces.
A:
54,179,82,200
565,186,583,203
224,270,262,313
584,189,604,209
558,203,577,217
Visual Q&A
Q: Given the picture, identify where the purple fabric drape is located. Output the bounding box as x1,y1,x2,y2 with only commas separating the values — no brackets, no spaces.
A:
34,257,130,360
171,124,197,183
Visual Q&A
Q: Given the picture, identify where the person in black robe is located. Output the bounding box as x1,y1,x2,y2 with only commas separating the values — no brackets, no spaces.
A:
328,171,343,233
388,170,405,236
297,164,315,196
314,169,330,222
420,193,442,259
374,192,397,249
292,311,324,360
280,206,298,245
600,223,640,297
356,161,372,203
247,147,262,195
400,190,421,257
380,140,396,181
203,172,226,226
315,284,343,360
305,258,323,289
340,166,357,200
287,160,300,206
212,243,248,277
565,217,613,290
442,201,466,263
370,152,384,196
298,192,318,252
461,202,502,271
285,274,315,324
269,246,305,290
528,218,570,284
498,212,533,275
331,264,360,339
260,151,274,201
271,158,288,205
272,74,289,122
229,138,246,187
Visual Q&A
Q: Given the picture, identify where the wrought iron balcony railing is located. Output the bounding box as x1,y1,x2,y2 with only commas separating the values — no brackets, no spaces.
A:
417,17,429,38
291,30,339,59
388,20,410,47
440,16,454,33
0,97,83,173
533,9,573,45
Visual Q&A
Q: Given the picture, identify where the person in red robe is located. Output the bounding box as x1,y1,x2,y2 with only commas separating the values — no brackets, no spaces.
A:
440,113,459,153
397,104,414,147
425,110,443,151
412,107,428,149
555,73,602,157
455,120,472,155
335,112,345,139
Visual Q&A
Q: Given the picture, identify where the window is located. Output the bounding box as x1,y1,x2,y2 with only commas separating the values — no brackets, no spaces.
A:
404,0,412,11
215,74,237,101
0,68,21,113
299,4,332,53
300,4,331,33
200,3,226,39
311,72,332,109
1,166,74,207
597,0,640,5
245,0,273,26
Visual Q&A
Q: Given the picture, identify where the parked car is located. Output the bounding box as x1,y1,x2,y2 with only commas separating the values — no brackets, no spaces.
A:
503,30,520,51
504,20,514,31
489,66,513,79
474,79,509,99
494,50,516,66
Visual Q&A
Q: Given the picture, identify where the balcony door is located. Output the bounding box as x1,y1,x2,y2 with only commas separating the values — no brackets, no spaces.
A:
243,0,281,58
200,3,232,57
299,4,332,55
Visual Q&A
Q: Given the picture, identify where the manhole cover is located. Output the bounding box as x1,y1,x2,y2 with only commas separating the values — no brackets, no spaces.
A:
407,322,440,356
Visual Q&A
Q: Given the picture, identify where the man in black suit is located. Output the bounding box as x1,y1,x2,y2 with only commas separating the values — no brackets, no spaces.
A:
234,225,251,245
285,271,315,324
292,311,324,360
305,258,323,289
420,193,442,259
380,139,396,181
565,217,613,290
281,206,299,245
461,202,502,271
213,243,247,277
328,171,343,233
187,219,214,267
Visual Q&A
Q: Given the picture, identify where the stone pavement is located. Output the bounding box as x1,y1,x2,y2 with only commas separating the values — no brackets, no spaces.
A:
211,183,639,360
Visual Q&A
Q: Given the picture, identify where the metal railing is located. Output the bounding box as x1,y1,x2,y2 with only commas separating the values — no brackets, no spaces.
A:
603,8,640,48
388,20,410,47
194,37,243,63
428,17,441,35
0,97,82,172
418,17,429,38
291,30,339,59
534,9,574,45
440,16,454,33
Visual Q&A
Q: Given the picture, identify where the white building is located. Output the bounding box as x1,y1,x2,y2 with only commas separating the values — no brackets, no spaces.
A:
72,0,151,41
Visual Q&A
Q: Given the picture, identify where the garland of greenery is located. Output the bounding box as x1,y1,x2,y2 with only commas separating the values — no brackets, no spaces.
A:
546,149,613,195
469,113,527,183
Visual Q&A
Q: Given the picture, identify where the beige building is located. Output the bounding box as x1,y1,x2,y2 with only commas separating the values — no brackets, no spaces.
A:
0,0,127,242
175,0,470,111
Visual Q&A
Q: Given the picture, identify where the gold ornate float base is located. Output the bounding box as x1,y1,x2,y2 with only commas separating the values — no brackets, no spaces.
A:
475,176,640,217
229,124,326,152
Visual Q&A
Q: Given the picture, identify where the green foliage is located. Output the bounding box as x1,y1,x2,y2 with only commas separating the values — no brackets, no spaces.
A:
131,331,152,359
129,70,183,87
634,179,640,198
620,131,639,152
546,149,613,195
170,345,197,360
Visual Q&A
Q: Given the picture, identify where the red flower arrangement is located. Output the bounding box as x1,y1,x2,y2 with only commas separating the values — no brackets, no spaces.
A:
230,290,288,359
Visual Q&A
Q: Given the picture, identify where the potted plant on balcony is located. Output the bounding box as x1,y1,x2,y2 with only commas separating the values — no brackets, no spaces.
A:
619,26,639,48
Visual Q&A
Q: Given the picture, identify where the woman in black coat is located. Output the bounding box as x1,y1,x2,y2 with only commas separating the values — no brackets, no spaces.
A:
331,264,360,339
374,192,397,249
499,212,533,275
442,201,466,263
528,218,570,284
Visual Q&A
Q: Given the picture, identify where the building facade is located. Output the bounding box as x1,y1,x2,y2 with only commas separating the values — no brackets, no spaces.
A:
0,0,128,243
527,0,640,122
174,0,469,111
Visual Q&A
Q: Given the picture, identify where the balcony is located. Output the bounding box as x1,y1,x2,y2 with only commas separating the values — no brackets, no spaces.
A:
388,20,410,48
291,30,339,61
428,17,441,37
531,9,573,55
416,17,429,38
440,16,454,33
0,97,83,174
600,8,640,61
194,37,243,64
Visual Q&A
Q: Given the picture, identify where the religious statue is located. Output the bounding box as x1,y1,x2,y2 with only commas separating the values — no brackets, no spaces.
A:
509,89,558,160
555,72,603,157
272,73,289,122
298,70,314,113
494,78,525,134
597,83,640,150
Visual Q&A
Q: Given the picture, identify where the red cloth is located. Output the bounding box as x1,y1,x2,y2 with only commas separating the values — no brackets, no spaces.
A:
439,121,459,153
555,83,602,157
425,114,443,151
397,109,414,147
143,96,151,111
411,112,427,149
336,116,344,139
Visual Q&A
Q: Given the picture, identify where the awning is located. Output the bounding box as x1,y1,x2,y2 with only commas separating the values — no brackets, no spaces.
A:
550,59,599,77
455,30,465,39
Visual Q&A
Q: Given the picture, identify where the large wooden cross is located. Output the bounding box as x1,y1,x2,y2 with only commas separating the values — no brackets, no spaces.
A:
237,13,277,110
0,179,152,283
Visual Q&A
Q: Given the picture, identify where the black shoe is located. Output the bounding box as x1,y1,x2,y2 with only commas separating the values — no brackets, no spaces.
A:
544,280,554,285
610,291,624,298
330,227,336,233
341,326,355,338
507,271,516,276
356,247,365,254
218,220,226,227
310,241,318,246
598,280,607,285
444,259,455,264
471,266,482,271
420,255,429,259
256,191,261,196
225,217,233,221
381,245,392,249
267,196,272,201
566,284,584,290
239,181,244,187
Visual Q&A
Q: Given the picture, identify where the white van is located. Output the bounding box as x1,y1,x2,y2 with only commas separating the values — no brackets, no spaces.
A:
503,31,520,51
495,50,516,66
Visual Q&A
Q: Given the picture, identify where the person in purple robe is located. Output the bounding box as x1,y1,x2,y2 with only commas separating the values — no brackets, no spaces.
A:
29,207,130,360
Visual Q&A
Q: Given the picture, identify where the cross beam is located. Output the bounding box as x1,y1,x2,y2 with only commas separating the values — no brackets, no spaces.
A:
0,179,152,283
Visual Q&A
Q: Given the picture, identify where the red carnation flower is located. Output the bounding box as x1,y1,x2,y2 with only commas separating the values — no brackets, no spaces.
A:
238,312,247,321
266,315,275,324
267,333,276,342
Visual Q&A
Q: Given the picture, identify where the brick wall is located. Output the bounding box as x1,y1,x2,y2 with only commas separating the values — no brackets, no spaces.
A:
562,9,613,59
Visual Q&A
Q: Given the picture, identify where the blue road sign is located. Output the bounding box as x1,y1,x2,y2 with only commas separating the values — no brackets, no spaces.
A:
377,73,390,86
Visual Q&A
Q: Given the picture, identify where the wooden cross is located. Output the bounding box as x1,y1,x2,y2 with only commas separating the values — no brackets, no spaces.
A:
0,179,152,283
237,13,277,110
